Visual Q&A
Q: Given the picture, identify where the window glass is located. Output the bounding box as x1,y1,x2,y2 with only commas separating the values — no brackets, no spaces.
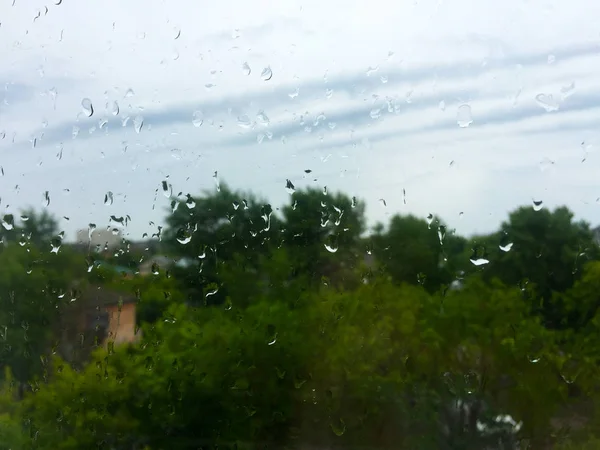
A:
1,1,599,449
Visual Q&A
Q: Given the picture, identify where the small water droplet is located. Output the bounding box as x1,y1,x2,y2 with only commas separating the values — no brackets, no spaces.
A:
426,213,434,228
213,171,220,192
125,88,135,98
532,199,544,211
325,88,333,99
285,179,295,194
192,110,203,127
547,54,556,64
104,191,114,206
133,115,144,133
370,108,381,120
161,180,172,198
535,93,559,112
351,197,357,208
242,62,251,76
331,418,346,436
260,66,273,81
456,104,473,128
176,233,192,245
174,28,181,40
256,110,270,126
366,66,379,76
81,98,94,117
560,81,575,100
42,191,50,207
379,198,386,207
111,100,119,115
204,83,216,91
289,87,299,99
439,100,446,111
237,115,252,129
324,240,338,253
499,242,513,252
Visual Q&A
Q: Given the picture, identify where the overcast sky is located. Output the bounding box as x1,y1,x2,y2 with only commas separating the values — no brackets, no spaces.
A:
1,0,600,243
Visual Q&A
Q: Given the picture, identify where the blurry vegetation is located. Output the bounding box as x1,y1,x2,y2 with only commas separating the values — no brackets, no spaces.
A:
1,186,600,448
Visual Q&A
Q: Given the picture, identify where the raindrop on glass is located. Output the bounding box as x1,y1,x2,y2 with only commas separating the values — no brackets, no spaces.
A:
42,191,50,207
456,104,473,128
133,115,144,133
285,179,295,194
532,199,544,211
104,191,114,206
242,62,251,76
260,66,273,81
237,115,252,129
470,257,489,266
535,93,559,112
110,100,119,116
499,242,513,252
81,98,94,117
192,111,203,127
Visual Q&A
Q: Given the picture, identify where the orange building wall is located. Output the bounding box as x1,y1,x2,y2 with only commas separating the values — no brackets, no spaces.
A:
105,302,140,344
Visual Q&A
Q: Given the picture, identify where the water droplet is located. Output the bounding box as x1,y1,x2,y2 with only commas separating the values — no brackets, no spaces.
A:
532,199,544,211
470,257,489,266
285,179,295,194
174,28,181,40
325,88,333,99
213,171,220,192
55,0,62,4
499,242,513,252
426,213,434,228
280,86,297,101
260,66,273,81
186,195,196,209
256,110,270,126
535,93,559,112
539,157,555,172
161,180,172,198
176,233,192,245
331,418,346,436
380,75,388,84
366,66,379,76
456,104,473,128
439,100,446,111
379,198,386,207
42,191,50,207
324,240,338,253
110,100,119,116
547,54,556,64
237,115,252,129
104,191,114,206
370,108,381,120
204,83,216,91
242,62,251,76
351,197,357,208
560,81,575,100
192,110,203,127
81,98,94,117
133,115,144,133
2,215,14,230
560,358,581,384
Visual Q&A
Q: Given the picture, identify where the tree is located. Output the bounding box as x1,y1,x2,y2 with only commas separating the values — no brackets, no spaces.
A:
281,187,366,288
469,206,599,328
371,214,467,292
164,183,279,305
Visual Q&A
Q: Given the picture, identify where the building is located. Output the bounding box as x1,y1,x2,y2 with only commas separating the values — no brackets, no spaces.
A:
75,227,123,251
59,284,140,364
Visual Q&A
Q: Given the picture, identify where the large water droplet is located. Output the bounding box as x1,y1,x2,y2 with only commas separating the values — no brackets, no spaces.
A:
532,199,544,211
331,418,346,436
133,115,144,133
2,215,14,230
81,98,94,117
535,93,559,112
242,62,251,76
456,104,473,128
192,110,203,127
324,240,338,253
176,233,192,245
104,191,114,206
161,180,172,198
470,257,489,266
499,242,513,252
260,66,273,81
